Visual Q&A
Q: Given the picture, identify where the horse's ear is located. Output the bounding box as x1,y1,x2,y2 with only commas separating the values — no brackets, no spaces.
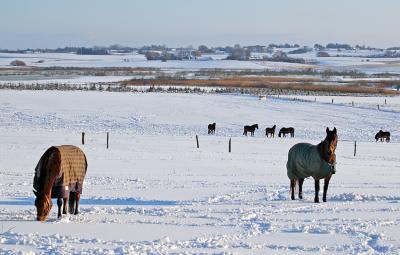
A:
333,127,337,134
33,190,39,197
326,127,329,133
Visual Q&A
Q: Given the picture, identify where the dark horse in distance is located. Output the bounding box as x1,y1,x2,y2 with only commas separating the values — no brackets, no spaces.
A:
33,145,88,221
286,127,337,203
278,127,295,138
243,124,258,136
208,123,216,135
265,125,276,137
375,130,390,142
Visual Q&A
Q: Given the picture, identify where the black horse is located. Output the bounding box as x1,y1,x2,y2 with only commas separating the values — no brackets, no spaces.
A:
287,127,337,203
208,123,216,135
375,130,390,142
243,124,258,136
265,125,276,137
278,127,294,137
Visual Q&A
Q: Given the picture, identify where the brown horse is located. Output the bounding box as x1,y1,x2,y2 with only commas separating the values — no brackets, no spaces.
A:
243,124,258,136
208,123,216,134
375,130,390,142
33,145,87,222
287,127,337,203
265,125,276,137
278,127,294,138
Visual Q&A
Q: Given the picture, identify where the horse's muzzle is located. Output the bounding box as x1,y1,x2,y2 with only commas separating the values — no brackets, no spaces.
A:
37,215,48,222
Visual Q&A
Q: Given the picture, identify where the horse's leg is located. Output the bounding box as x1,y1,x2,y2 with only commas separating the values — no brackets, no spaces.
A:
69,192,76,214
298,178,304,199
323,174,332,202
62,197,68,214
314,179,320,203
57,198,62,218
74,192,81,215
290,179,296,200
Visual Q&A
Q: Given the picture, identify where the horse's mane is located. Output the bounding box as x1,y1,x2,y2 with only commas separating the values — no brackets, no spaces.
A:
316,140,326,160
33,147,61,194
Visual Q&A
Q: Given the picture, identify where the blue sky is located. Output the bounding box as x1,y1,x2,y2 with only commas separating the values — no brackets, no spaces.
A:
1,0,399,49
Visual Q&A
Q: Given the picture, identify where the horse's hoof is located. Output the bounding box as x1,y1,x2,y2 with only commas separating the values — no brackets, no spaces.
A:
299,195,303,200
314,199,319,203
323,198,327,202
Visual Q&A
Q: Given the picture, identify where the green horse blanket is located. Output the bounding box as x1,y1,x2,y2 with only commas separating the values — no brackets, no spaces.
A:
286,143,333,180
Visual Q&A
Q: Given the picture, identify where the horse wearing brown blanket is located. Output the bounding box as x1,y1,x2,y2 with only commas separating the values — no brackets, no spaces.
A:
33,145,87,221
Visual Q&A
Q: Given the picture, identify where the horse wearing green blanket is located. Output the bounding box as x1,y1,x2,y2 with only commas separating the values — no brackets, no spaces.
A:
287,127,337,203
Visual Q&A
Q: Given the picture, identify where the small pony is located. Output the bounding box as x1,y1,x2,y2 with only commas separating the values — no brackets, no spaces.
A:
375,130,390,142
286,127,337,203
33,145,88,222
208,123,216,135
265,125,276,137
278,127,294,138
243,124,258,136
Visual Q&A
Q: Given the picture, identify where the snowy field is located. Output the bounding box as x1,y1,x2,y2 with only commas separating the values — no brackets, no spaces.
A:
0,91,400,254
2,52,400,75
277,95,400,113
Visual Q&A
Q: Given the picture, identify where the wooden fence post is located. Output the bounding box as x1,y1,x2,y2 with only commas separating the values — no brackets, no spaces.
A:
229,138,231,153
385,99,387,105
82,132,85,145
332,99,334,104
354,141,357,157
107,132,109,149
196,135,199,149
352,101,354,107
377,104,380,110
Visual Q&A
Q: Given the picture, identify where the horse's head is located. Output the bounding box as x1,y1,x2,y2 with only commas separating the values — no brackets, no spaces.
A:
33,190,52,222
273,125,276,129
322,127,338,164
255,124,259,129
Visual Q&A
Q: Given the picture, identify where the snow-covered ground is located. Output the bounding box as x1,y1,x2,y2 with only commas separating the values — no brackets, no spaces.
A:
2,51,400,75
0,76,135,86
0,53,271,70
0,91,399,254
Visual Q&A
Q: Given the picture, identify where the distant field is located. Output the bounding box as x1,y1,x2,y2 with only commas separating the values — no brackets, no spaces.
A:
122,77,399,95
2,51,400,74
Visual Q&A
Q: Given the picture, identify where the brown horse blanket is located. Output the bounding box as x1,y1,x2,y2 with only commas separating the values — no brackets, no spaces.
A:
286,143,333,180
33,145,87,198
